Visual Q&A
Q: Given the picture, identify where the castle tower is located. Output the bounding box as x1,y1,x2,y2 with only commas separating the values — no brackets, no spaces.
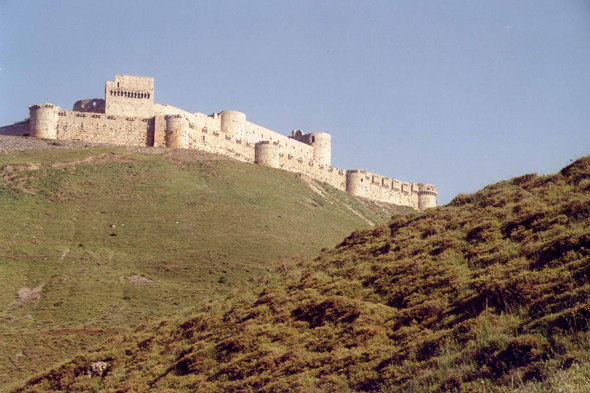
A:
255,141,279,168
307,132,331,166
220,111,246,141
29,103,59,139
418,183,438,211
345,170,366,198
290,130,332,166
165,115,187,148
105,75,154,117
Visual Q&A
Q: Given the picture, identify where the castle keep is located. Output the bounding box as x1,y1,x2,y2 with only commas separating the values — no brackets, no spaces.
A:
0,75,437,210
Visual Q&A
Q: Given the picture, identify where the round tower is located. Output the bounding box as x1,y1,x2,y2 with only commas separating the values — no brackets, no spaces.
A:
165,115,187,148
220,111,246,141
418,183,438,211
346,170,366,198
255,141,279,168
307,132,332,166
29,103,59,139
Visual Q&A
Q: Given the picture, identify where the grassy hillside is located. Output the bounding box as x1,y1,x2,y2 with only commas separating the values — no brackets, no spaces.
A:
13,156,590,392
0,147,409,389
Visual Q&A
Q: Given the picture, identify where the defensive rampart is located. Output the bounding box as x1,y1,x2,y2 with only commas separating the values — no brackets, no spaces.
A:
0,75,437,210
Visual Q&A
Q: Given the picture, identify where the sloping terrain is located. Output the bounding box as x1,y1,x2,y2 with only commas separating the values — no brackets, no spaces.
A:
16,158,590,392
0,146,409,389
13,157,590,392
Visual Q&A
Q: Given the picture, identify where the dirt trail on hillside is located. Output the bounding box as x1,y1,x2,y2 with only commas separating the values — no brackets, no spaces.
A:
1,152,133,173
300,175,375,227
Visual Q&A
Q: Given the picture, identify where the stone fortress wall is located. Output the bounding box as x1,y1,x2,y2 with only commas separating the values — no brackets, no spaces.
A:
0,75,437,210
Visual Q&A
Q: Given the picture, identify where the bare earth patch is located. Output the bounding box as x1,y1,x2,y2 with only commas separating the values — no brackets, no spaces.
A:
128,275,153,285
11,283,44,309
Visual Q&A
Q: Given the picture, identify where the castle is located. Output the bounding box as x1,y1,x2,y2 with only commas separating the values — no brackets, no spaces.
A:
0,75,437,210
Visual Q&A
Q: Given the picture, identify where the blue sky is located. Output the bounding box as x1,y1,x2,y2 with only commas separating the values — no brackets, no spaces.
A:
1,0,589,204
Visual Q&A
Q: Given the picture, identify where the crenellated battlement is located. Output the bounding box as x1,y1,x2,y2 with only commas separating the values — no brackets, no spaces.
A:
29,103,57,110
1,75,437,210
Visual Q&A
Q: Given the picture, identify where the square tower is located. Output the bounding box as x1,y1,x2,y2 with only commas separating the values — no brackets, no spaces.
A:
105,75,154,117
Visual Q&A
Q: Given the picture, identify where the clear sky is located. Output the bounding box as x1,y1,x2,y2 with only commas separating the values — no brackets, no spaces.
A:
1,1,589,204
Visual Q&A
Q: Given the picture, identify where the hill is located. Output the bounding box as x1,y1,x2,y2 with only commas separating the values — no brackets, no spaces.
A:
11,156,590,392
12,155,590,392
0,143,410,389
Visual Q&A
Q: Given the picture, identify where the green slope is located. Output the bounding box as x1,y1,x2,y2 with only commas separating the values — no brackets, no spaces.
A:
0,147,409,389
13,156,590,393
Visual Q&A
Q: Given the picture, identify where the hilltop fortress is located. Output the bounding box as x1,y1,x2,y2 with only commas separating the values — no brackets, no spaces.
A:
0,75,437,210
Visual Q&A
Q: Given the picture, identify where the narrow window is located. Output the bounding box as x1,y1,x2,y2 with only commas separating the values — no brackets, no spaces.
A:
311,136,315,143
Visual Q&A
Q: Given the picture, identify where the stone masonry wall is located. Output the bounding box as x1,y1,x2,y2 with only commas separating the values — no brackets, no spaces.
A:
150,104,347,190
55,110,152,146
346,169,419,208
0,121,29,136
